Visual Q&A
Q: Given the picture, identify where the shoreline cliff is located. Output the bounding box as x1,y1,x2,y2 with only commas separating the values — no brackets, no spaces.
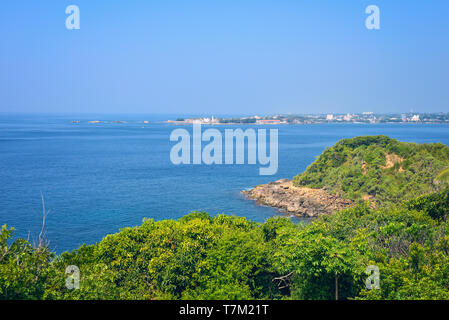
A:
242,179,354,217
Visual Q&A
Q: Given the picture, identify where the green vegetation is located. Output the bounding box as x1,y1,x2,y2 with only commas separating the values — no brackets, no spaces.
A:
2,187,449,300
218,118,257,124
0,225,54,300
293,135,449,205
436,167,449,183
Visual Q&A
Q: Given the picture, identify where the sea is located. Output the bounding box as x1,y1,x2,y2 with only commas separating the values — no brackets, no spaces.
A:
1,113,449,253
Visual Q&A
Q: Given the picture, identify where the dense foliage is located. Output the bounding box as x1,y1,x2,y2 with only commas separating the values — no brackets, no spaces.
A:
2,187,449,300
0,225,54,299
293,135,449,205
436,167,449,183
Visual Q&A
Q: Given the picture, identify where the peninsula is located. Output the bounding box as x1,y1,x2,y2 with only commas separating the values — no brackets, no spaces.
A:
243,135,449,217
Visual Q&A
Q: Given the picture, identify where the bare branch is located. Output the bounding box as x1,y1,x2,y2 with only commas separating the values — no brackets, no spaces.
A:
38,192,50,248
273,272,294,289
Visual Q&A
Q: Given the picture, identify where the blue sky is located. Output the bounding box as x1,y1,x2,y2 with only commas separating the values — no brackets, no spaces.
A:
0,0,448,114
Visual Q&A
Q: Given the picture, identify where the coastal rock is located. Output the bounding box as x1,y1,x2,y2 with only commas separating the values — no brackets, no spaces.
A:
242,179,353,217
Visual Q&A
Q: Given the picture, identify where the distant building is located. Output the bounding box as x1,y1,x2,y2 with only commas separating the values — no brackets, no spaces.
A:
411,115,420,122
326,114,334,121
343,113,352,121
256,119,283,124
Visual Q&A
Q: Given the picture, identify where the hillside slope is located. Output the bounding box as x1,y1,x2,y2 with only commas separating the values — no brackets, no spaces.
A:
293,135,449,205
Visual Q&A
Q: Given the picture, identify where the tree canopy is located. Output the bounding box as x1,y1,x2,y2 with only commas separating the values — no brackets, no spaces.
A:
2,187,449,300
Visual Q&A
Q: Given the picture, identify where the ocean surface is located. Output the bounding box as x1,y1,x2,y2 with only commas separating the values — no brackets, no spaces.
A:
1,113,449,253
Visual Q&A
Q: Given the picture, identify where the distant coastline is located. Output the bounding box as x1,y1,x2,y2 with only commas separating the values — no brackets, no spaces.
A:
66,113,449,126
164,112,449,125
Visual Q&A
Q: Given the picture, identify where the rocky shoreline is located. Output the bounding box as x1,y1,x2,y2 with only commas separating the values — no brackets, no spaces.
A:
242,179,353,218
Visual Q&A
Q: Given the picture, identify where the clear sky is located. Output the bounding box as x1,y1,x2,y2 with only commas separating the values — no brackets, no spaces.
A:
1,0,448,114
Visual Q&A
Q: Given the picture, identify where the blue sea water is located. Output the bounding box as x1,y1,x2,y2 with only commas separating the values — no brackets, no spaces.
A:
1,113,449,253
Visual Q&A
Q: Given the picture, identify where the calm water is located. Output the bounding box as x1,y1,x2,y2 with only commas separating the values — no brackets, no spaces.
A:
1,114,449,253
